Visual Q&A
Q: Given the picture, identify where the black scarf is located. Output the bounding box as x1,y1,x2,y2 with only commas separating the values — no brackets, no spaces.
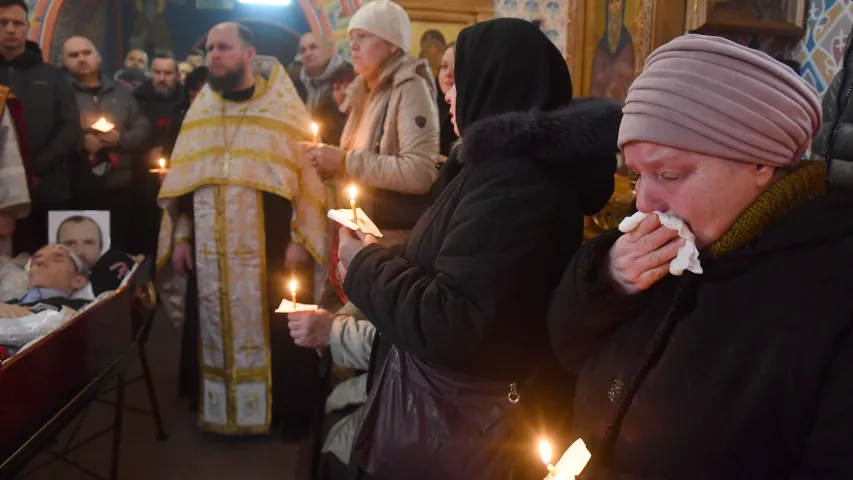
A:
454,18,573,135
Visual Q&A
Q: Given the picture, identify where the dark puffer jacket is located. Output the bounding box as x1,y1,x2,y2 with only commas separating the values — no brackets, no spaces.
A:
813,29,853,186
0,41,81,204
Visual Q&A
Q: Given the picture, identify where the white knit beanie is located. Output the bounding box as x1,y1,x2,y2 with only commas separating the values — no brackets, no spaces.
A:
348,0,412,54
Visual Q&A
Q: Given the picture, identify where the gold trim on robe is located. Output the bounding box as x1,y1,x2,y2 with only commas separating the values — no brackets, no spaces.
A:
155,58,329,434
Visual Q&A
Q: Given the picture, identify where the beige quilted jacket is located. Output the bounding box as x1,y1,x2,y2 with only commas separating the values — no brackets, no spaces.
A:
340,53,440,200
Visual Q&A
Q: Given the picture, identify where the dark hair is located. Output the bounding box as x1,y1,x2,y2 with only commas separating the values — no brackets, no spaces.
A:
330,65,356,85
0,0,28,15
420,29,446,46
57,215,104,250
152,51,178,72
185,66,209,91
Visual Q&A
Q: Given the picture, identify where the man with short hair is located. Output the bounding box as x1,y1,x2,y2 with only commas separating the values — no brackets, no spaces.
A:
291,33,350,145
56,215,103,269
0,0,81,252
63,36,150,252
185,50,204,69
548,35,853,477
133,52,187,256
113,48,151,87
124,48,148,71
157,22,329,436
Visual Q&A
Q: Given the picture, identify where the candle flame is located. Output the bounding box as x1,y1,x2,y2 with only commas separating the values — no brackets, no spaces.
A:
158,158,166,169
539,439,552,466
348,185,358,201
289,279,298,293
91,117,115,133
311,122,319,135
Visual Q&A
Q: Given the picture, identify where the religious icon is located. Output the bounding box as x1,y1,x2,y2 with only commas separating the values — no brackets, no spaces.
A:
588,0,636,105
687,0,806,38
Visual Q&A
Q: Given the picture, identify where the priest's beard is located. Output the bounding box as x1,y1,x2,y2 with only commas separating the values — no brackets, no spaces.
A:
208,61,246,93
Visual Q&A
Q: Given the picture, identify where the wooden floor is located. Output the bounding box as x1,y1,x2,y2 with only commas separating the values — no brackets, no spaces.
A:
20,310,312,480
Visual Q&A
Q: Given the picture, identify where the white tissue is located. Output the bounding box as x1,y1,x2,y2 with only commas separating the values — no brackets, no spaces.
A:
618,211,703,276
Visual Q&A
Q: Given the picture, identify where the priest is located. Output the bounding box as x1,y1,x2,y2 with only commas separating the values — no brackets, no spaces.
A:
156,22,329,436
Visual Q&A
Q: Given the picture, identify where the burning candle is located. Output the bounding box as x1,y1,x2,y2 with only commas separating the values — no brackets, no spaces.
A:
91,117,115,133
289,279,298,308
348,185,358,223
539,440,559,478
311,122,319,143
150,157,169,175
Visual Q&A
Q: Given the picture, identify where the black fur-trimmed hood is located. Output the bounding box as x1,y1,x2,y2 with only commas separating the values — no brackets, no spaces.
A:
461,97,623,215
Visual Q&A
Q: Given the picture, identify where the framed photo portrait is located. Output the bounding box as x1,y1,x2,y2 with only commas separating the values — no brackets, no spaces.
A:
48,210,111,268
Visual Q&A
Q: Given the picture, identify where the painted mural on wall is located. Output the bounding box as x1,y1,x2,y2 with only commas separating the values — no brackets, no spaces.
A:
586,0,637,104
494,0,568,57
794,0,853,96
130,0,173,53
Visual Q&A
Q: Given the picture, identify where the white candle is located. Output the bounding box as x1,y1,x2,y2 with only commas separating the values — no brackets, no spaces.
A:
539,440,560,478
348,185,358,223
289,279,298,308
311,122,319,143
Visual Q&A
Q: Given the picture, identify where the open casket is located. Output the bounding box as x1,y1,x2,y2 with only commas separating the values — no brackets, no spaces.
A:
0,260,156,476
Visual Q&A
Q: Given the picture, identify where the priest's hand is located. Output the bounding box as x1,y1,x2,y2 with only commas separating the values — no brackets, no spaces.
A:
0,212,15,237
83,133,102,154
287,309,335,349
306,144,345,177
606,214,683,295
172,242,194,278
285,242,311,269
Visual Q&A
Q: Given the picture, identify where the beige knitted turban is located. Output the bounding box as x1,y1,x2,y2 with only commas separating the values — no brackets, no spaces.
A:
617,34,821,167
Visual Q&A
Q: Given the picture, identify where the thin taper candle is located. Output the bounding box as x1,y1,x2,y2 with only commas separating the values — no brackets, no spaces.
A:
348,185,358,223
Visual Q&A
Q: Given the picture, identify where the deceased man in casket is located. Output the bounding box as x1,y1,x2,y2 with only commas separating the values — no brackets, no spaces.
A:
6,244,90,312
0,245,92,360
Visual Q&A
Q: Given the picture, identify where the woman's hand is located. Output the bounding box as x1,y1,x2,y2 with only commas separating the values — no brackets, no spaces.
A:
337,227,378,270
606,214,683,295
304,143,346,177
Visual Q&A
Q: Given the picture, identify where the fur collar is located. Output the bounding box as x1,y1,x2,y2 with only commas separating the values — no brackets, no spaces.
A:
460,98,624,215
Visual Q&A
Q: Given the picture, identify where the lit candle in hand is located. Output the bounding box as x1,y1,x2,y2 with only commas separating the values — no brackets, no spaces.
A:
289,279,298,308
539,440,559,478
311,122,320,144
348,185,359,223
159,158,166,171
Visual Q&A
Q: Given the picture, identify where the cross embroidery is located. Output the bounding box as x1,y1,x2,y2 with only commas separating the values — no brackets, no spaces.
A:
232,244,256,262
198,242,215,261
239,337,263,357
204,340,221,356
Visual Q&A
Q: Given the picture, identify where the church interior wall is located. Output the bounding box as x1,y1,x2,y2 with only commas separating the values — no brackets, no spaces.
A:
19,0,853,99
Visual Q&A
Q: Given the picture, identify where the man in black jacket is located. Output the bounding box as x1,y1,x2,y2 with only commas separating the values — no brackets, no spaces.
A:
132,52,187,256
813,29,853,187
62,36,150,253
0,0,81,251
